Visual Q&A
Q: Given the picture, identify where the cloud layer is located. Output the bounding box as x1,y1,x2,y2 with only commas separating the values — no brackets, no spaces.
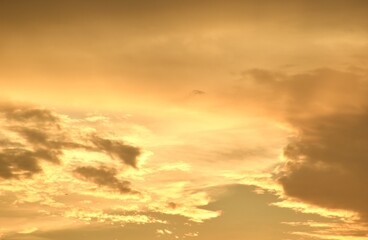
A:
0,102,225,239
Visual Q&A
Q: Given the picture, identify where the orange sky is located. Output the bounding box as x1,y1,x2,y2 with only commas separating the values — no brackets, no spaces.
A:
0,1,368,239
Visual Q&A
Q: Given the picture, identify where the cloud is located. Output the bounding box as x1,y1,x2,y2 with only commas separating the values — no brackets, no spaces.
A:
15,127,50,146
2,0,368,114
0,103,59,124
238,68,368,118
0,144,61,180
0,103,220,237
74,166,138,194
90,136,141,168
0,103,62,179
234,67,368,228
0,149,42,179
192,90,205,95
18,227,38,234
2,64,367,238
283,221,368,240
11,126,86,150
0,102,142,180
278,111,368,220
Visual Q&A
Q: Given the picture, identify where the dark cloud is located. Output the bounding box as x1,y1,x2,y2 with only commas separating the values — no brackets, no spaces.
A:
90,136,141,168
11,126,86,150
74,166,137,194
0,103,62,179
0,103,59,124
0,102,142,181
15,127,50,146
278,112,368,220
0,148,59,179
238,68,368,221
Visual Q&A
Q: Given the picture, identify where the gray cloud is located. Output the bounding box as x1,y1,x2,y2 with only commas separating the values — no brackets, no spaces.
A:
90,136,141,168
74,166,137,194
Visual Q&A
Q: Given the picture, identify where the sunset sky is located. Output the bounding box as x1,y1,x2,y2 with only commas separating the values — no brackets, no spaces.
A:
1,1,368,239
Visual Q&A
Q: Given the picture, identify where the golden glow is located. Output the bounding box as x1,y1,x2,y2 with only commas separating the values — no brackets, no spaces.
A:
1,1,368,239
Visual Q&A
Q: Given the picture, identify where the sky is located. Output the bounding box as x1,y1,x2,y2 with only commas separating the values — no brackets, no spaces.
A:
0,0,368,239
